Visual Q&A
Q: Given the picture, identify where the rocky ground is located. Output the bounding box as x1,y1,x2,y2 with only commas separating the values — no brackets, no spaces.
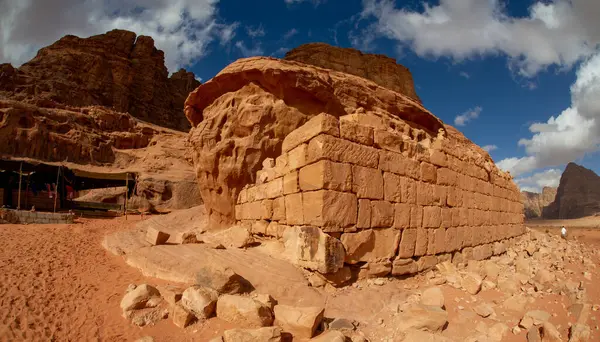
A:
0,217,599,342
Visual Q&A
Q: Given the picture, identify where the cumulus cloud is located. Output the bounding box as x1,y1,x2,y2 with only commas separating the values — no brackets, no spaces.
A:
514,168,562,193
454,106,482,126
460,71,470,79
0,0,238,72
283,28,299,40
497,52,600,176
360,0,600,77
482,145,498,152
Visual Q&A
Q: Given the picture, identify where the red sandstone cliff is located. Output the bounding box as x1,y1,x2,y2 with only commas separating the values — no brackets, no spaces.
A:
521,187,557,219
284,43,421,104
0,29,199,131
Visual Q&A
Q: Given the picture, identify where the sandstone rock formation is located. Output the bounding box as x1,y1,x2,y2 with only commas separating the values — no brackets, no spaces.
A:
184,51,525,279
0,29,199,131
521,187,557,219
284,43,421,104
0,30,203,211
544,163,600,219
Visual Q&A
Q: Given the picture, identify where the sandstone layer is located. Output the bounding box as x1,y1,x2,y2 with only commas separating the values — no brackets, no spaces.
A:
544,163,600,219
521,187,557,219
284,43,421,103
0,29,199,131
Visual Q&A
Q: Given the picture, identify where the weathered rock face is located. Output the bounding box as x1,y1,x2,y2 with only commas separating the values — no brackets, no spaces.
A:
1,29,199,131
185,56,444,226
521,187,557,219
544,163,600,219
284,43,421,104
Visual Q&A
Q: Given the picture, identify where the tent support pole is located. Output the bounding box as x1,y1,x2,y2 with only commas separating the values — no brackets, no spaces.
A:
17,162,23,210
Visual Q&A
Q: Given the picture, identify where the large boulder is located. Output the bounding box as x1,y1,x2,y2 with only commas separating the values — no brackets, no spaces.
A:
216,295,274,328
180,286,218,321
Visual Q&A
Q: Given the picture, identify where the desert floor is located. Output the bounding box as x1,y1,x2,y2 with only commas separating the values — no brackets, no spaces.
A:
0,215,599,342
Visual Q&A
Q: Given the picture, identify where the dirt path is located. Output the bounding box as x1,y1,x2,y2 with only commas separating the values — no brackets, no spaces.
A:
0,217,198,342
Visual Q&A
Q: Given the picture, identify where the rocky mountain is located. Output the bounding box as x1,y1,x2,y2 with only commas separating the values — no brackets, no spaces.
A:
0,30,202,211
521,187,557,219
0,29,199,131
284,43,421,104
543,162,600,219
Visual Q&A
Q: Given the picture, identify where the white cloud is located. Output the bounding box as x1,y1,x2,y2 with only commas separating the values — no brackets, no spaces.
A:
272,47,291,57
285,0,324,5
283,28,299,40
454,106,482,126
498,52,600,176
514,168,562,193
0,0,238,72
235,41,264,57
360,0,600,77
482,145,498,152
246,24,266,38
459,71,470,79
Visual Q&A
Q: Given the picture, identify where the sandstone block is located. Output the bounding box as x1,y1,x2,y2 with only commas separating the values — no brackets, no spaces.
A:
434,228,446,254
181,286,218,321
357,261,392,279
273,305,324,339
421,287,445,309
195,265,252,294
410,205,423,228
216,295,274,328
398,228,417,258
397,304,448,333
391,258,418,275
260,200,273,220
393,203,410,228
303,190,357,228
203,225,254,249
171,303,194,328
374,129,403,152
383,172,402,202
283,226,345,274
285,193,304,225
223,327,283,342
472,244,493,261
282,113,339,152
446,187,462,207
288,144,308,171
341,229,400,264
437,168,457,186
426,229,436,255
307,134,379,168
441,208,452,228
146,227,170,245
310,330,346,342
156,285,184,306
299,160,352,192
236,202,261,221
401,176,417,204
352,165,383,199
444,227,458,253
415,228,428,256
272,197,286,221
339,119,374,146
379,150,419,178
283,171,299,195
370,200,394,228
422,206,441,228
357,199,371,229
420,162,437,183
121,284,160,312
266,222,288,238
461,273,483,295
430,150,447,167
417,255,438,272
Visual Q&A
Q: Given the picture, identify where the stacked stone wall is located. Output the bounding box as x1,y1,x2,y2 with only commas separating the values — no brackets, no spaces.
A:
0,208,74,224
235,113,524,277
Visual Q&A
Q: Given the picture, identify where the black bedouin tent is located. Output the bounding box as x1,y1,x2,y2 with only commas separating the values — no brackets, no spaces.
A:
0,159,135,212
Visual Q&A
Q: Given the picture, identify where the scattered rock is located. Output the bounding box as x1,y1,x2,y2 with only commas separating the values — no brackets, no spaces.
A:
216,295,274,328
156,285,184,306
135,337,155,342
488,323,509,342
540,321,562,342
311,330,346,342
328,318,355,331
421,287,445,309
120,284,160,312
283,226,345,274
222,327,283,342
130,307,168,327
174,231,200,244
146,227,170,245
474,303,495,318
171,303,194,328
401,329,454,341
273,305,324,339
461,273,483,295
569,323,591,342
204,225,255,248
208,337,224,342
180,286,218,321
251,294,277,310
502,295,528,312
527,327,542,342
534,269,556,285
396,304,448,333
520,310,551,330
195,265,253,294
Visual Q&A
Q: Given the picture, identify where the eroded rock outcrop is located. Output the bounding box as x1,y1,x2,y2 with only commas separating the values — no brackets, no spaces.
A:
185,56,444,226
1,29,199,131
284,43,421,103
544,163,600,219
521,187,557,219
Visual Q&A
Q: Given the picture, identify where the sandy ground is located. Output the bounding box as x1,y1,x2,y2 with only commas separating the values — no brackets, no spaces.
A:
1,216,600,341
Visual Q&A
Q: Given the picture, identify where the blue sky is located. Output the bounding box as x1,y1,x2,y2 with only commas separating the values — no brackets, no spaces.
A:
2,0,600,192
